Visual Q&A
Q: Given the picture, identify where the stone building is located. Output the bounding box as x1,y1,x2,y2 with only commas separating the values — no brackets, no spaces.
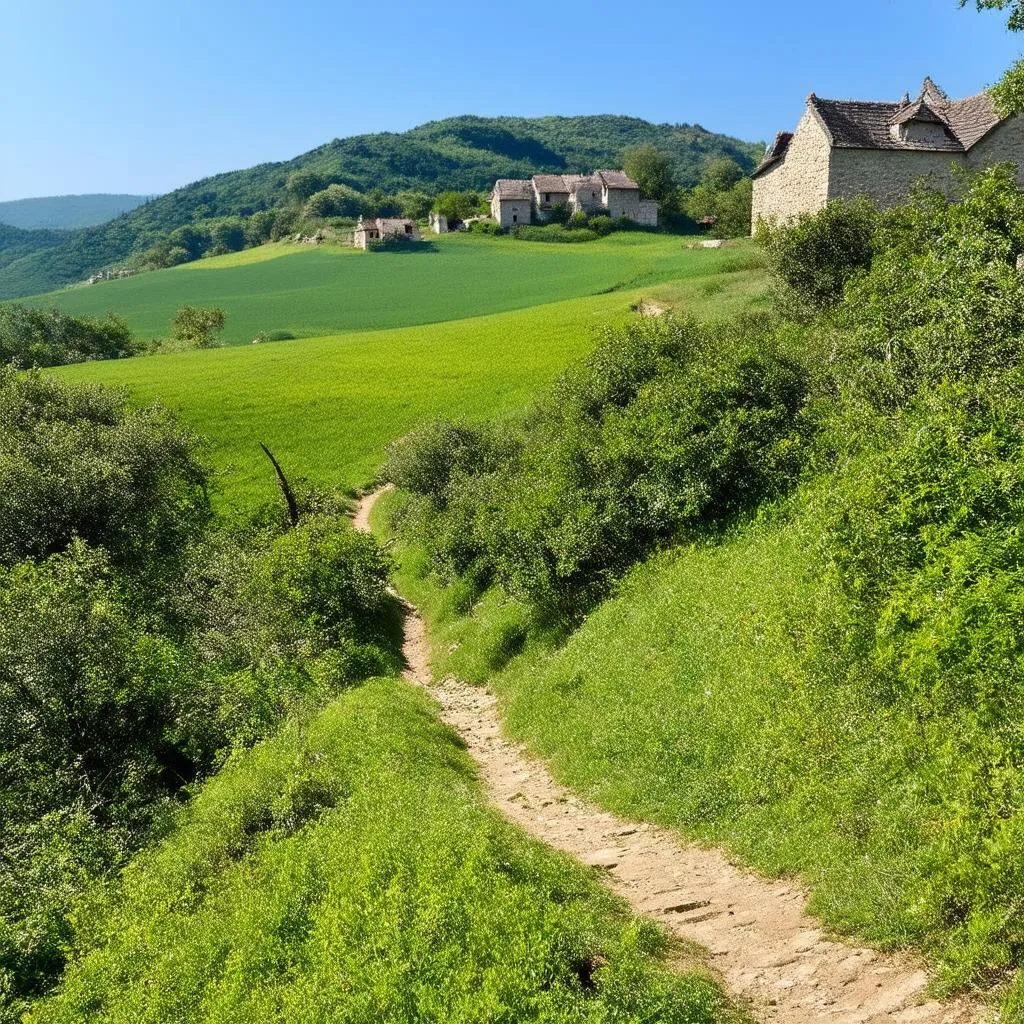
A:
490,170,658,228
752,77,1020,228
354,216,421,250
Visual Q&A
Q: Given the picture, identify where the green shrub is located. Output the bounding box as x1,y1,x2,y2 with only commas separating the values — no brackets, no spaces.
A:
387,315,810,616
513,225,599,244
265,329,295,341
0,304,139,367
756,197,878,312
0,367,210,578
589,215,613,236
467,218,501,235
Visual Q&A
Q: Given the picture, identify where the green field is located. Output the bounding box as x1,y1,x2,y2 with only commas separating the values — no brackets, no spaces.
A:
55,243,767,508
34,233,758,345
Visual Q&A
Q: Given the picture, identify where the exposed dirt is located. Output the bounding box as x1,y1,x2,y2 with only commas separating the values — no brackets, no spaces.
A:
354,487,985,1024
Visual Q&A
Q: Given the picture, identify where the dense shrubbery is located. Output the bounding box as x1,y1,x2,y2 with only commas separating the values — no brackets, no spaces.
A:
386,166,1024,1006
755,196,878,313
0,371,396,1022
386,315,810,616
0,304,140,367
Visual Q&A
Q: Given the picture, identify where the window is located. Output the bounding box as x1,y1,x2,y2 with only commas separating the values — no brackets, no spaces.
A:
513,214,518,223
405,224,412,234
544,192,550,202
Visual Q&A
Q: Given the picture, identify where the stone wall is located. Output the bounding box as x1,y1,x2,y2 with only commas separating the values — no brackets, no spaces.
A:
828,148,966,207
492,197,532,229
751,108,831,227
969,116,1024,179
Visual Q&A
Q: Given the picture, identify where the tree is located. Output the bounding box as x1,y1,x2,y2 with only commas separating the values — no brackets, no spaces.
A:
703,157,744,193
209,217,246,253
622,145,676,205
304,183,363,219
245,210,276,247
396,190,433,220
285,169,328,202
433,191,484,224
170,306,227,349
167,224,211,262
965,0,1024,111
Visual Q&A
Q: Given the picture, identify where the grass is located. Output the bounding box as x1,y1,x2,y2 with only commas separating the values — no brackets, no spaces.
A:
375,487,1003,990
30,677,740,1024
52,257,768,510
30,233,761,345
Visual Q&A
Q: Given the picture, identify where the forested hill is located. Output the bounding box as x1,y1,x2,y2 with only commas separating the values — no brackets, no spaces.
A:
0,114,763,299
0,194,151,231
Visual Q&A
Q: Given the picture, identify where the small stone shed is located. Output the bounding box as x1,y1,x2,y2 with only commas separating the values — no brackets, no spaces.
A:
354,216,422,250
752,77,1021,228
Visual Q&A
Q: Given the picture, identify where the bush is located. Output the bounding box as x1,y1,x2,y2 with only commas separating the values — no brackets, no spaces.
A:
756,197,878,313
0,304,139,367
304,183,363,219
0,367,210,578
589,215,613,236
467,218,501,235
387,316,810,616
265,329,295,341
513,224,598,244
567,210,589,229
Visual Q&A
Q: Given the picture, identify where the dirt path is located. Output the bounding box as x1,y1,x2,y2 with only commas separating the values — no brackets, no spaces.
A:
354,488,983,1024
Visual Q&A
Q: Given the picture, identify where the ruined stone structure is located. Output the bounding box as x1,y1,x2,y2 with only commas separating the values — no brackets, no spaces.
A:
354,216,421,250
490,170,658,228
752,77,1022,228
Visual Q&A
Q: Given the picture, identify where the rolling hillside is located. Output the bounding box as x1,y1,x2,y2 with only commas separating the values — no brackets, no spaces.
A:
31,233,756,345
0,114,763,299
0,193,151,230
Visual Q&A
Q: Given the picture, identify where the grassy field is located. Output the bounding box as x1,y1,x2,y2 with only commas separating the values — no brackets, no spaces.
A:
32,677,739,1024
54,256,768,509
31,233,760,345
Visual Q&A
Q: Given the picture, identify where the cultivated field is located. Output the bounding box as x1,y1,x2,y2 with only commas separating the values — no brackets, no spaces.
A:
34,233,761,345
55,238,767,508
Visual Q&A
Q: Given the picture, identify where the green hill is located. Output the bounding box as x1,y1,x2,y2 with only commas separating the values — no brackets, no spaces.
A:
31,233,756,345
0,115,763,299
0,193,151,231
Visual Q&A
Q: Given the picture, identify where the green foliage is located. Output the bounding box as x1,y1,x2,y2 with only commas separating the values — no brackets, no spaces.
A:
683,178,752,238
432,190,485,224
0,366,209,574
0,304,138,367
29,680,733,1024
756,196,878,313
395,189,433,220
385,315,810,616
702,158,744,193
303,183,364,219
0,115,761,298
622,145,676,205
169,305,226,349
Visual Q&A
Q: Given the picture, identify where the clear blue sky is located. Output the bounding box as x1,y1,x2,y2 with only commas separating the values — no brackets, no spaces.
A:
0,0,1018,202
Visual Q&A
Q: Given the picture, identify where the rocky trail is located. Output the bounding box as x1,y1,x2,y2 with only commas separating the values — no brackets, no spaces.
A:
354,487,984,1024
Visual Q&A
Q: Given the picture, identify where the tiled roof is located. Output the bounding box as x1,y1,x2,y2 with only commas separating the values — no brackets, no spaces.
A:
753,131,794,176
492,178,534,200
375,218,415,232
807,79,1002,153
596,169,639,189
532,174,570,193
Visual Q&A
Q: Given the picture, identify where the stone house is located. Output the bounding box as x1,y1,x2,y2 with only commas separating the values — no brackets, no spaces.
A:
354,216,421,250
752,77,1020,228
490,170,658,228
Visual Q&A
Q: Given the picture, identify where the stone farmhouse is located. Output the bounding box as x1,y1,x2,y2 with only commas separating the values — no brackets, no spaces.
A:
490,170,658,229
354,216,421,250
752,77,1021,227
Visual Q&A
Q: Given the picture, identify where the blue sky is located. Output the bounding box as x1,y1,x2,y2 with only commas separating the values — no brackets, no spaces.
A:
0,0,1018,202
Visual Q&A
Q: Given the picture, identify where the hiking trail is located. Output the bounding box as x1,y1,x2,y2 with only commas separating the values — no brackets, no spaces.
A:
354,486,983,1024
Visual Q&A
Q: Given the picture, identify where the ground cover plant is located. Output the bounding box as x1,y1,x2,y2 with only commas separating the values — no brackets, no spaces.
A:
0,366,402,1022
50,249,768,509
29,678,739,1024
379,166,1024,1015
29,232,748,345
